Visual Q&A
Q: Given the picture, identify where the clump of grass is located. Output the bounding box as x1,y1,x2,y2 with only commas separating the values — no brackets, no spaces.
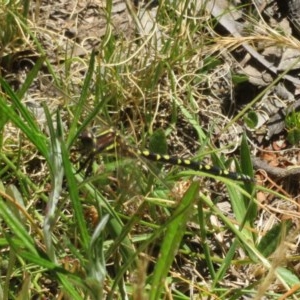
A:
0,1,300,299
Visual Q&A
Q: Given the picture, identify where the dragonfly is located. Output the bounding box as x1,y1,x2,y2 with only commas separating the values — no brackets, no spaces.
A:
78,128,255,183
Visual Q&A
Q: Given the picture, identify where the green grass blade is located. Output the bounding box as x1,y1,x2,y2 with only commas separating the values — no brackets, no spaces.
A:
17,251,86,299
149,181,199,300
67,51,96,146
0,196,37,255
86,214,109,298
239,133,256,225
61,135,90,251
42,106,64,261
197,200,216,279
16,56,45,99
0,78,40,132
0,80,48,158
